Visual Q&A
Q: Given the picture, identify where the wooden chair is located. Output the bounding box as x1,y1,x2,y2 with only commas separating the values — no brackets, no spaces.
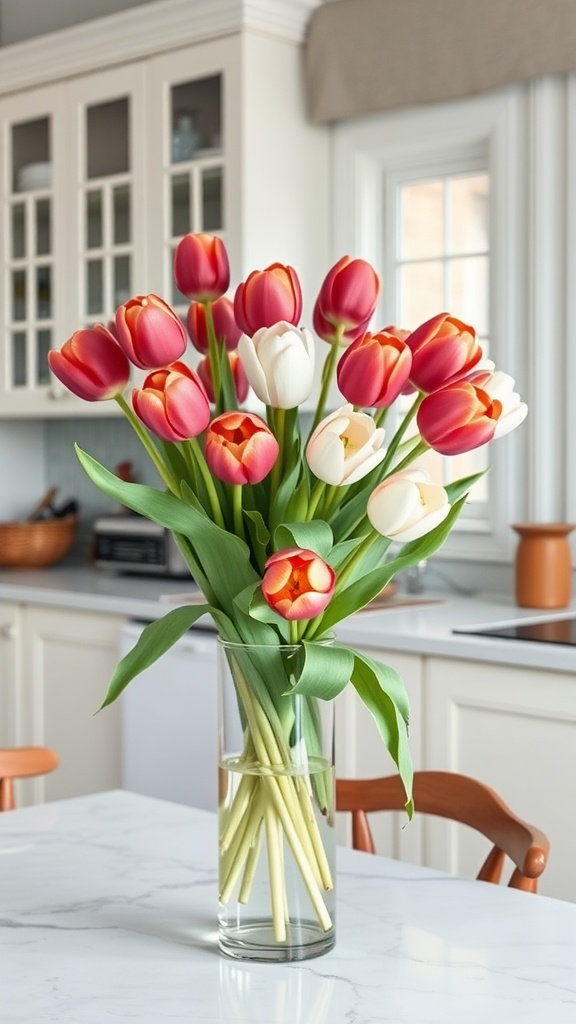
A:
336,771,550,892
0,747,59,811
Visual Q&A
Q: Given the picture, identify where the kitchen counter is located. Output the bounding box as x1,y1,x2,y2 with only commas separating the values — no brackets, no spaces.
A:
1,566,575,672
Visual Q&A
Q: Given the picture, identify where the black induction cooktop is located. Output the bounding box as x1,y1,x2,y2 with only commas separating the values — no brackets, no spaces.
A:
454,614,576,646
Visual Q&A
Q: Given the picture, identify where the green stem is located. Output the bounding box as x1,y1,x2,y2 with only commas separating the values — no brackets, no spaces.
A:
203,300,222,410
188,436,226,529
391,439,430,475
114,393,180,494
232,484,246,542
306,478,326,521
380,392,424,475
269,406,286,501
310,326,345,435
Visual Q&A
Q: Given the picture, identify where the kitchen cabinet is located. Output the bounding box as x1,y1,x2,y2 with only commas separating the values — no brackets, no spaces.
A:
0,0,329,417
1,603,125,806
338,645,576,901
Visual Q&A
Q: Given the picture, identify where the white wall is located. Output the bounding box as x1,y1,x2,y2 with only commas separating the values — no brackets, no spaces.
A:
0,422,45,519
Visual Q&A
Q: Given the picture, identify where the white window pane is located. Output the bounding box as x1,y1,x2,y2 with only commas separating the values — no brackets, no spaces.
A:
448,255,488,335
400,180,444,259
399,261,444,328
448,174,489,254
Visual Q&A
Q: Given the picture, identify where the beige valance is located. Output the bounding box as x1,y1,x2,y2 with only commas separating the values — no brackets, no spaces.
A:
304,0,576,123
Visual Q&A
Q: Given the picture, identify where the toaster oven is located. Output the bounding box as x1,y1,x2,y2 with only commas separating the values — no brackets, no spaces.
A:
93,516,189,577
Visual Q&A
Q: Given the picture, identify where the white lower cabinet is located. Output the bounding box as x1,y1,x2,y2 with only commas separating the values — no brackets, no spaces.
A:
338,646,576,902
1,604,125,807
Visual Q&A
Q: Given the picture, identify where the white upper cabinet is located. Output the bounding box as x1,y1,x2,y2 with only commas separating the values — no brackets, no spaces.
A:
0,0,329,418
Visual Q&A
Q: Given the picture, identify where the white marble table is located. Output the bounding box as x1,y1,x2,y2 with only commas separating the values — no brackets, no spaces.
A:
1,790,575,1024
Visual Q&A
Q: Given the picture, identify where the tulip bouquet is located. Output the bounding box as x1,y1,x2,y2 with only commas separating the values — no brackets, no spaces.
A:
48,232,527,953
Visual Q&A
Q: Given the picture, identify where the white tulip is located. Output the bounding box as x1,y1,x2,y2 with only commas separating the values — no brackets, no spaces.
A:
237,320,315,409
367,469,450,542
480,370,528,439
306,404,386,485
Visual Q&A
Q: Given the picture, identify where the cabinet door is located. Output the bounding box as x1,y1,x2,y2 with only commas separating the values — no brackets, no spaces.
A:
423,656,576,901
0,83,68,415
19,606,124,806
335,647,423,861
0,603,20,746
147,40,233,329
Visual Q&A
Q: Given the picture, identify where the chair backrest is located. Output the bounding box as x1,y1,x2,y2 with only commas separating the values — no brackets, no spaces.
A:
336,770,550,892
0,747,59,811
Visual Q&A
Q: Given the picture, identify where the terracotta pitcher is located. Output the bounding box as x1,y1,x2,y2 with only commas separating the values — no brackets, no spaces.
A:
512,523,575,609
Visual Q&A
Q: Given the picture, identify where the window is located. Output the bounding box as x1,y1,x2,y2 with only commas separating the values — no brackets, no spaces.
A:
332,86,527,562
387,165,490,519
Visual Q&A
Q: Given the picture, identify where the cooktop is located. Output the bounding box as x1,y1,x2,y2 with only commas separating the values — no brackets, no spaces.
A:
454,613,576,646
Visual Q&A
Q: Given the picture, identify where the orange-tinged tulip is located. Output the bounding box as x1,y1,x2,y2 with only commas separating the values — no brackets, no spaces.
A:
337,330,413,407
234,263,302,335
115,294,187,370
187,296,242,353
204,411,279,485
417,379,500,455
261,548,336,621
47,325,130,401
174,232,230,302
132,361,211,441
197,352,249,404
314,256,380,336
406,313,482,393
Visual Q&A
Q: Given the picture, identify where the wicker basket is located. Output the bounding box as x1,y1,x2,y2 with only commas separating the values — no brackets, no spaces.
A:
0,515,78,569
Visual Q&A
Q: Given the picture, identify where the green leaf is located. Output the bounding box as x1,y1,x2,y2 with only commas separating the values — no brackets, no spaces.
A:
100,603,213,708
234,583,291,640
445,470,487,503
284,475,311,524
274,520,333,559
243,509,270,572
287,641,354,700
350,648,413,816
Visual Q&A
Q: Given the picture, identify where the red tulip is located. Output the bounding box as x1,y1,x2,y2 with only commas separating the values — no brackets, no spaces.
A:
115,294,187,370
234,263,302,335
174,233,230,302
261,548,336,621
132,361,211,442
314,256,380,336
406,313,482,393
187,296,242,354
47,325,130,401
197,352,249,404
204,411,279,485
337,330,413,408
416,379,500,455
312,299,371,347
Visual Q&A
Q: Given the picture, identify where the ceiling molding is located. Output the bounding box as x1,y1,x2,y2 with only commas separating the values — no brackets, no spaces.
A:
0,0,320,95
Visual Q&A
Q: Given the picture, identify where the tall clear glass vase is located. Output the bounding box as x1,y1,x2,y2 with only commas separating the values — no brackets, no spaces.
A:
217,638,336,962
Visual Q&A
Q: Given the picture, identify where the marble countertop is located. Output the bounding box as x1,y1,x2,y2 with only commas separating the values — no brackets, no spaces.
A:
1,789,575,1024
1,565,576,672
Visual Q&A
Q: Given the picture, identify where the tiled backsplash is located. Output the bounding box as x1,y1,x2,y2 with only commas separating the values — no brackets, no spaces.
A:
45,418,163,565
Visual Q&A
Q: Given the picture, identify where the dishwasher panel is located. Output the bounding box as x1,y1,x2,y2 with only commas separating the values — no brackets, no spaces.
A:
120,621,218,810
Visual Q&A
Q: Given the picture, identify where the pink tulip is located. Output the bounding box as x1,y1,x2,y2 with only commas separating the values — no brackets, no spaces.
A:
174,233,230,302
417,379,501,455
132,361,211,442
47,325,130,401
261,548,336,621
314,256,380,335
337,330,413,407
406,313,482,393
204,411,279,485
115,294,187,370
186,296,242,354
234,264,302,335
197,352,249,404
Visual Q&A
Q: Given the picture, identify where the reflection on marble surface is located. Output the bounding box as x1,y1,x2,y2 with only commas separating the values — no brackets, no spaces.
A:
1,790,576,1023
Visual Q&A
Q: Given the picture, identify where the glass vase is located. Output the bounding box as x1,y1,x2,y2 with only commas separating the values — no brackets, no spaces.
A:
217,638,336,962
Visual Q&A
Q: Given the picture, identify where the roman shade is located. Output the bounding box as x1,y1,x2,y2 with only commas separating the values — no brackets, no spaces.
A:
304,0,576,123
